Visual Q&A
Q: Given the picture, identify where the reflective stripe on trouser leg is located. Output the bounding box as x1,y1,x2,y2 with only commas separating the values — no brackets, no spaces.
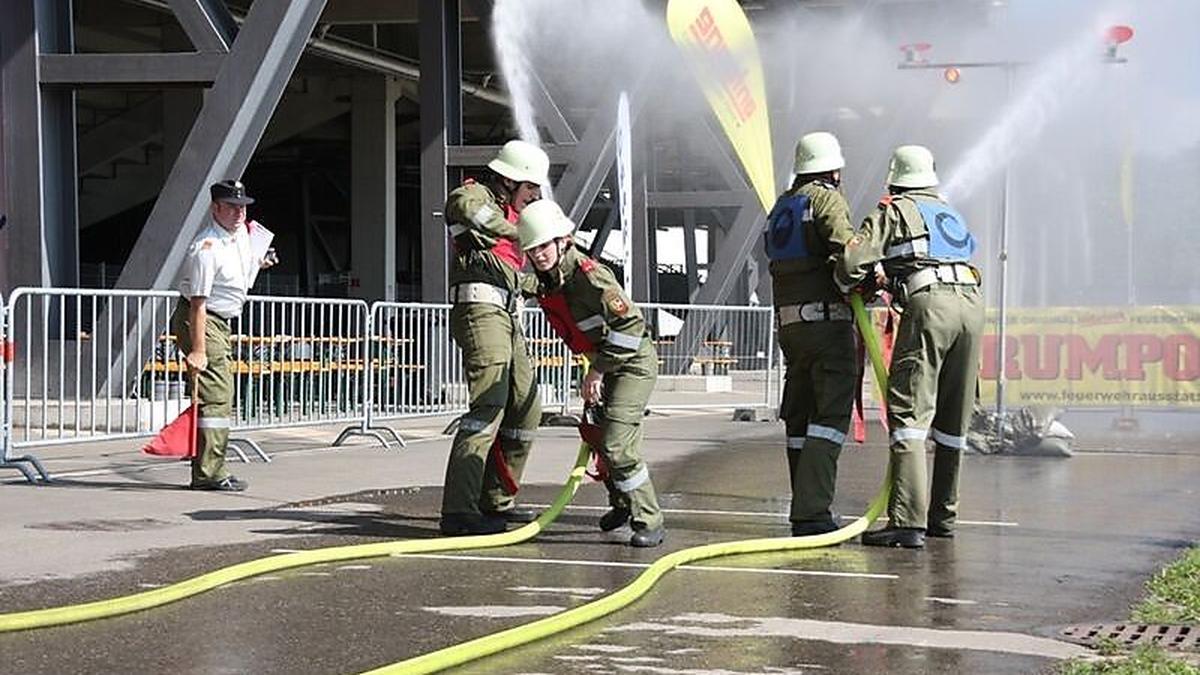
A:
928,446,962,531
172,302,233,483
600,412,662,531
445,305,519,516
481,328,542,512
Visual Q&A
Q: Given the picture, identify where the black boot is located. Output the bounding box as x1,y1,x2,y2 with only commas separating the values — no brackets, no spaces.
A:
599,507,632,532
629,526,666,548
925,523,955,538
791,517,840,537
861,526,925,548
439,512,507,536
483,506,539,523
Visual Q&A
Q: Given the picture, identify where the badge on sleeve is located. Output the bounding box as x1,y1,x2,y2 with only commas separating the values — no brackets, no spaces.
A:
603,289,630,316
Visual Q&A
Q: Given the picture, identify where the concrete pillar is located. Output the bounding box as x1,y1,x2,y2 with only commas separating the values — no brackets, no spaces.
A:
351,74,400,301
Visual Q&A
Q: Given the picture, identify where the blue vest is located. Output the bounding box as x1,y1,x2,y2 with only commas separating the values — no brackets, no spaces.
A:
914,199,975,262
764,193,813,262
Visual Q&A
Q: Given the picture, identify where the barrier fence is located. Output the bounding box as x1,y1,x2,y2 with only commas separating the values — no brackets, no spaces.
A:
0,288,774,483
641,302,776,411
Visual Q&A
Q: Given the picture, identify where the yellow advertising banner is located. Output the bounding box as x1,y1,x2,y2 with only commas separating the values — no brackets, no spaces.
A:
975,306,1200,407
667,0,776,212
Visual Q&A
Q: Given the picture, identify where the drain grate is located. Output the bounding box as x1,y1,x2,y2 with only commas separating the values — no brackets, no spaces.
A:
1060,624,1198,651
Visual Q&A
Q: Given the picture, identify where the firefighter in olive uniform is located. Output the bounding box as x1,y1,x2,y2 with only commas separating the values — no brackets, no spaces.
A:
835,145,985,549
517,200,666,548
173,180,275,491
767,132,858,536
440,140,549,536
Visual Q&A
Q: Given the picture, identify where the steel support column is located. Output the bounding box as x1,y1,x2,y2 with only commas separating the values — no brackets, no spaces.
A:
114,0,326,291
683,208,700,300
418,0,461,303
351,75,401,301
165,0,237,52
1,0,78,293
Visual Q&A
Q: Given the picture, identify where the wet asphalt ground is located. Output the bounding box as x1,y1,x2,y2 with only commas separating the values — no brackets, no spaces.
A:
1,414,1197,674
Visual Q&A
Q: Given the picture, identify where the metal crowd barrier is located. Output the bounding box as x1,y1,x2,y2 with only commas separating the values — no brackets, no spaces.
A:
3,288,186,476
227,296,391,452
520,306,573,416
359,303,573,434
356,302,465,434
1,291,51,482
641,302,776,411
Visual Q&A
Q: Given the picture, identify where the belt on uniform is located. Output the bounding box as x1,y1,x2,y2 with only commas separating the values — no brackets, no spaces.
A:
902,263,979,296
450,282,515,311
777,301,853,326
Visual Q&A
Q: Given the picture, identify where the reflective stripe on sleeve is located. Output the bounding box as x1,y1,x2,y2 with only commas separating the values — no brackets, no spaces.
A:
605,330,642,350
884,238,929,259
499,427,537,442
470,203,500,228
787,437,806,450
576,315,605,331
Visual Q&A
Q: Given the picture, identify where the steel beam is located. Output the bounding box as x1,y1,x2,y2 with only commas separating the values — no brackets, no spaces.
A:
38,53,225,85
683,208,700,300
662,194,763,373
418,0,460,302
114,0,328,291
165,0,236,52
528,70,577,144
1,0,78,292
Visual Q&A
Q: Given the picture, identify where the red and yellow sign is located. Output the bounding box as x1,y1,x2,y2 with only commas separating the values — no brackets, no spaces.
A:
977,306,1200,407
667,0,776,212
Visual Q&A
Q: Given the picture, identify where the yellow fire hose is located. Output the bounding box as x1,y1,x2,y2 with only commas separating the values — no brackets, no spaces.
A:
0,297,890,675
367,295,891,674
0,442,593,633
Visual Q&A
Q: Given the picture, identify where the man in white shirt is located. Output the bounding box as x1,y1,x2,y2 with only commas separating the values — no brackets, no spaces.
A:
171,179,274,490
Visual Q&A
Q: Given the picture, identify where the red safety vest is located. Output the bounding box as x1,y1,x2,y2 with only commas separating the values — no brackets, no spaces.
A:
537,257,600,354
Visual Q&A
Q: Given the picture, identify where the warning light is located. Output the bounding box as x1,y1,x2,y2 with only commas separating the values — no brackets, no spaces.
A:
943,67,961,84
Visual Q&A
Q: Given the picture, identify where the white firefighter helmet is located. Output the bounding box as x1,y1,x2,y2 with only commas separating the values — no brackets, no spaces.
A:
793,131,845,174
488,139,551,186
887,144,939,188
518,199,575,250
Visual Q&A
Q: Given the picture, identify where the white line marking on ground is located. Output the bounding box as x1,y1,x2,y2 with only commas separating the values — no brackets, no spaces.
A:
137,582,165,589
926,596,978,606
527,503,1019,528
270,548,304,554
611,612,1086,660
395,553,898,580
575,645,638,654
508,585,606,597
336,564,372,571
422,605,565,618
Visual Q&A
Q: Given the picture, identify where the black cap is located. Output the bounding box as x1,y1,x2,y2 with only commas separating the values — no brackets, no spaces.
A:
210,179,255,205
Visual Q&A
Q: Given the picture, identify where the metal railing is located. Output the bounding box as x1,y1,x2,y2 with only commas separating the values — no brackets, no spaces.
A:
521,306,574,416
642,302,776,411
354,302,465,440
